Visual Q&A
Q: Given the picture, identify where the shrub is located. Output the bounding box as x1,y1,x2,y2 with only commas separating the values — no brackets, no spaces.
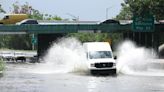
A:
0,58,5,71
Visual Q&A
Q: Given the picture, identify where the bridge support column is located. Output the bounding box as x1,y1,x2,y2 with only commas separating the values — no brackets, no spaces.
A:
123,32,159,52
153,32,160,53
37,33,65,60
123,32,133,41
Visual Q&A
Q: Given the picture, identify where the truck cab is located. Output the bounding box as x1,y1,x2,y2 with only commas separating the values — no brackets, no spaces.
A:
83,42,116,75
0,14,28,24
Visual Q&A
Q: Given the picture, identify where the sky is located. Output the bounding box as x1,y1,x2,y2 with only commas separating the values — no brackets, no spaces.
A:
0,0,123,21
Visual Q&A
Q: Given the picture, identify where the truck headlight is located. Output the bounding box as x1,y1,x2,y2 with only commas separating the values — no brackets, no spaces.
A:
113,63,116,66
91,64,95,67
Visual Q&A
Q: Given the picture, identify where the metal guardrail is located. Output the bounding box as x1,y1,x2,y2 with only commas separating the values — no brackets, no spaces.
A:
0,51,37,61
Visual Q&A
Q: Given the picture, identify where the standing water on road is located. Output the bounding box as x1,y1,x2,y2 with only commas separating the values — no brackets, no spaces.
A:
2,39,164,92
116,40,164,76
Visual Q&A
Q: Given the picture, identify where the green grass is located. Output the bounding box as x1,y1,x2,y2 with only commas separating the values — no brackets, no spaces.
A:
0,59,5,72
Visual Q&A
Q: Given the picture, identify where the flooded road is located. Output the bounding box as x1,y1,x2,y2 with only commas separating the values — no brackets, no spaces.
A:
0,63,164,92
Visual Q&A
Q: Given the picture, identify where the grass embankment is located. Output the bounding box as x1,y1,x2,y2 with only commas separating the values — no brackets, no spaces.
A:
0,59,5,73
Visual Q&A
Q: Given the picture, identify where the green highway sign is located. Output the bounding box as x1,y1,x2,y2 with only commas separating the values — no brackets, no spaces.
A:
132,15,154,32
32,38,37,44
31,34,37,44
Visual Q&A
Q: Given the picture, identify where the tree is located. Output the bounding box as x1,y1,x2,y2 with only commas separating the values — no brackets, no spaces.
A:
44,14,62,20
48,15,62,20
6,2,62,50
12,2,63,20
8,1,45,50
8,35,31,50
0,35,11,49
0,4,6,13
116,0,164,20
116,3,132,20
12,2,43,20
67,33,122,51
67,33,108,42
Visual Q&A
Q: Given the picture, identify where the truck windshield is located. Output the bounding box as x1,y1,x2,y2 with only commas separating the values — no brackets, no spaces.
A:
89,51,112,59
3,16,9,20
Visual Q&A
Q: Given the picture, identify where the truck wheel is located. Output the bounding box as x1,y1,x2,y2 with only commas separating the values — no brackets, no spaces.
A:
111,69,117,75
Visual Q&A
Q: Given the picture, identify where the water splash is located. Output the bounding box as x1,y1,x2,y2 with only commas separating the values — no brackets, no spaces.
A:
32,37,88,74
116,40,164,76
31,38,164,76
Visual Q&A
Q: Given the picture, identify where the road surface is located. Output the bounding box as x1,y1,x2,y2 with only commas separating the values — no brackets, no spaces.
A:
0,63,164,92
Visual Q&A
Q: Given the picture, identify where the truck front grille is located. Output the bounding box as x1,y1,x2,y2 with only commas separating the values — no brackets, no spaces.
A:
94,62,113,68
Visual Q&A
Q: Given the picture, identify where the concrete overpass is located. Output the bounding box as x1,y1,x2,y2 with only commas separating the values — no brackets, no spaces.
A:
0,20,163,59
0,22,131,34
0,20,163,34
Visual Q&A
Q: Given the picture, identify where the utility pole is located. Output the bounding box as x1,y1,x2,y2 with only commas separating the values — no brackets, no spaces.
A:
66,13,79,21
106,6,113,20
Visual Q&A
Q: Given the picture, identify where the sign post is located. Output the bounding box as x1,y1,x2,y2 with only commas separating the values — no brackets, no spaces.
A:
132,15,154,32
31,34,37,50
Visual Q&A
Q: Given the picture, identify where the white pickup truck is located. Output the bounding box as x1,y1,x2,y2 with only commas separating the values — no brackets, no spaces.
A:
83,42,116,75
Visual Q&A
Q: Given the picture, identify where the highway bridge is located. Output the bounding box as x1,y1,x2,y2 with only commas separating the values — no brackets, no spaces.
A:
0,20,132,34
0,20,163,59
0,20,163,34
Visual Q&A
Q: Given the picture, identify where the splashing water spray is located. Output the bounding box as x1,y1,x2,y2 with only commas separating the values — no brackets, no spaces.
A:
31,38,164,76
32,37,88,74
116,40,164,76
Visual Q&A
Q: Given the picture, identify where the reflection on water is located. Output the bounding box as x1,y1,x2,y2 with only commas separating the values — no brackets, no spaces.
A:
0,72,3,77
0,63,45,92
87,76,116,92
87,77,98,92
1,63,164,92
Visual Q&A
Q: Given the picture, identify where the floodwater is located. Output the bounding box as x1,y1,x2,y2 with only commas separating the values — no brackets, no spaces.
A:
0,63,164,92
0,38,164,92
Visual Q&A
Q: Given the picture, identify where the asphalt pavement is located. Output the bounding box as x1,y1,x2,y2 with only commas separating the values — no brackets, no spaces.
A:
0,63,164,92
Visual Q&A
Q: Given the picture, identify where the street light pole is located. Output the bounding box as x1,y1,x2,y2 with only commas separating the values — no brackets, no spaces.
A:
106,8,108,19
66,13,79,21
106,6,113,20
